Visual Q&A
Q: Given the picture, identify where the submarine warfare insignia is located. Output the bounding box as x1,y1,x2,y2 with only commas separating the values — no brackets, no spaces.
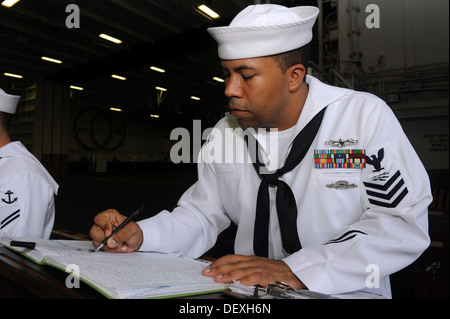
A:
325,137,359,148
326,180,358,189
2,190,18,204
314,149,366,168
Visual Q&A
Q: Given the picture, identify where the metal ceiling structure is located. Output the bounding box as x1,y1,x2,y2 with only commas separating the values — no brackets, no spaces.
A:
0,0,316,120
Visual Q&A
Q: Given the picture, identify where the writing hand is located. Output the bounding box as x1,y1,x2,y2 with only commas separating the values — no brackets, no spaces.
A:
89,209,143,253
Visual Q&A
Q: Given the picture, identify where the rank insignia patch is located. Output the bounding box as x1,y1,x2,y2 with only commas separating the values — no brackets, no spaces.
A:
365,148,385,172
363,170,408,208
1,209,20,230
314,149,366,168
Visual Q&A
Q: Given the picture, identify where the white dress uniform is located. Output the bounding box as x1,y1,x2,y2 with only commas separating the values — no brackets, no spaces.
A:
137,75,431,298
0,141,58,238
0,87,58,239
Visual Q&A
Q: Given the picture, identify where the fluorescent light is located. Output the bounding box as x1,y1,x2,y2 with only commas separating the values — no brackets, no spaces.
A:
150,114,160,118
213,77,224,83
110,107,122,112
99,33,122,44
155,86,167,91
111,74,126,80
70,85,84,91
41,56,62,64
2,0,20,7
150,66,165,73
198,5,220,19
190,96,200,101
4,72,23,79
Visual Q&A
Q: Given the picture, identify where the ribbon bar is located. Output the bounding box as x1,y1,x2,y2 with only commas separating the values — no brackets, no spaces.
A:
314,149,366,169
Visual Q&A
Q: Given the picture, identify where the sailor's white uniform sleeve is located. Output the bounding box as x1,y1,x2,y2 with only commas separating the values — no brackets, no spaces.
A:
283,96,431,297
0,171,55,238
137,146,231,258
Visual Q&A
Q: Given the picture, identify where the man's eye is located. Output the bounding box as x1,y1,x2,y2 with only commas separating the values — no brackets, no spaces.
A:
242,74,255,81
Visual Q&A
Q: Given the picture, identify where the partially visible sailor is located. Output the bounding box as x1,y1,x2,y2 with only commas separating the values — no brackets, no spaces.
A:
0,87,58,238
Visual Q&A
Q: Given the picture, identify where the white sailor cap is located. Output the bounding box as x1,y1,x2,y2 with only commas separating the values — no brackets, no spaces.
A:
207,4,320,60
0,88,20,114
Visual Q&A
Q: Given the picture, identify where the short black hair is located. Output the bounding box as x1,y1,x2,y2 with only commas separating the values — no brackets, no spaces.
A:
271,43,311,74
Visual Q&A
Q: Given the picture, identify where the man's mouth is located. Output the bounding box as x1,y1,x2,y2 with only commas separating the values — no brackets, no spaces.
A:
229,107,248,117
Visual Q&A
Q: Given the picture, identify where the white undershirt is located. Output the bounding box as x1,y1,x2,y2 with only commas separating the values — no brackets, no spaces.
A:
255,125,296,171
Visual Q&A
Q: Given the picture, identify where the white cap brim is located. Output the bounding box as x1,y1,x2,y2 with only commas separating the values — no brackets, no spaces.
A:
0,88,21,114
208,5,320,60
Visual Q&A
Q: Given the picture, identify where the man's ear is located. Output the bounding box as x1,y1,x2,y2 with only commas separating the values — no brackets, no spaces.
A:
288,64,306,92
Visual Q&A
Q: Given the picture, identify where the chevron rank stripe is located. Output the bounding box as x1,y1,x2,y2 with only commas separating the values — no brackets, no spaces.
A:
363,170,409,208
1,209,20,230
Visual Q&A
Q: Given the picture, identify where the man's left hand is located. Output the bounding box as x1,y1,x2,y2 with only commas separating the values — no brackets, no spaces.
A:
202,254,305,290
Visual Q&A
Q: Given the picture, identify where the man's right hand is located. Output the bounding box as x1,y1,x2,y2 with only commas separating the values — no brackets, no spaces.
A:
89,209,144,253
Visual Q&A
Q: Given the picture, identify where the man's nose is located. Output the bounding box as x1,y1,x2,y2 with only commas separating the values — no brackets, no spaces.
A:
224,75,243,98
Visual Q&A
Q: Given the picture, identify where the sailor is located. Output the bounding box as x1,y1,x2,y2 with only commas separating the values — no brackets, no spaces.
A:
90,4,431,298
0,88,58,238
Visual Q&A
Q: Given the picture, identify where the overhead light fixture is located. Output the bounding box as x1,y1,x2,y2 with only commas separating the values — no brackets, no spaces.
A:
213,77,224,83
111,74,126,80
150,114,160,118
150,66,165,73
41,56,62,64
110,107,122,112
1,0,21,8
155,86,167,91
99,33,122,44
197,4,220,19
70,85,84,91
4,72,23,79
190,96,200,101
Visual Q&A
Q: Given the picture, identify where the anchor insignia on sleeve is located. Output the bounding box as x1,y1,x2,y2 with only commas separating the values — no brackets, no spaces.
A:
2,190,18,204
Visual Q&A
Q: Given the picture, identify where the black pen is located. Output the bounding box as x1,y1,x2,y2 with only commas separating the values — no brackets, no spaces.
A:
10,240,36,249
94,205,144,252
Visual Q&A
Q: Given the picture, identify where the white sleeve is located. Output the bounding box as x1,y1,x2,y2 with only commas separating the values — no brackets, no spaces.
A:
0,172,55,239
283,100,431,296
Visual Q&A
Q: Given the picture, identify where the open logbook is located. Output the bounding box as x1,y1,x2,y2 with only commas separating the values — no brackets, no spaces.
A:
0,236,228,299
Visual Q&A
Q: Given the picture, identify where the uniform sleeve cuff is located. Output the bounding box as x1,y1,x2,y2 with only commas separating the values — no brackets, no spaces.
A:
136,218,161,252
283,251,334,293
